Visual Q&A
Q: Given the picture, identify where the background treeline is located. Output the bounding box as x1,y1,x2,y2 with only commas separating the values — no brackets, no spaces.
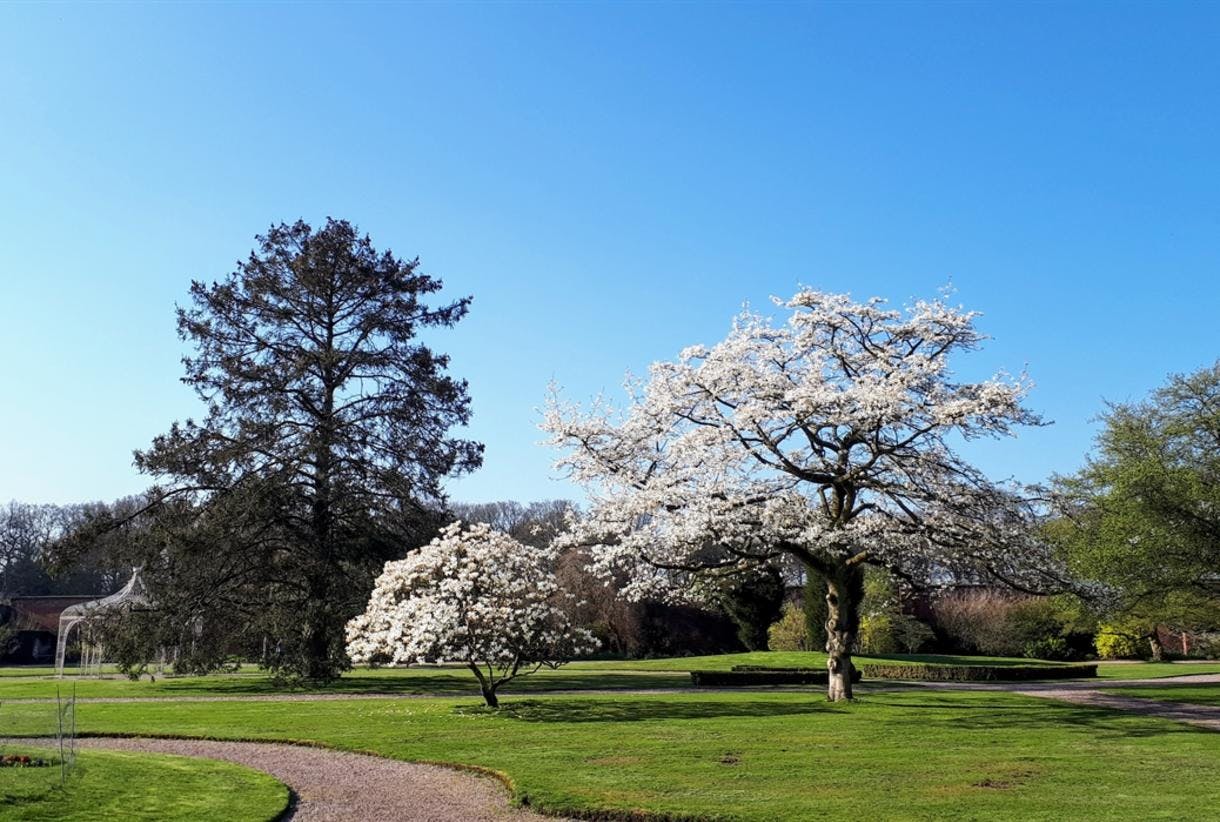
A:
9,494,1216,665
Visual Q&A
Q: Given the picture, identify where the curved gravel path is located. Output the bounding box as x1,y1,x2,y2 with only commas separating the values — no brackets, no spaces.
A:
917,672,1220,732
1015,673,1220,732
1014,688,1220,731
66,737,566,822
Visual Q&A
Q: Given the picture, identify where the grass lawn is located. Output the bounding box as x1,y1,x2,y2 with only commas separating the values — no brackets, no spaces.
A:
0,666,690,699
0,745,288,821
2,688,1218,820
0,652,1108,701
1100,684,1220,707
2,654,1216,705
1094,661,1220,680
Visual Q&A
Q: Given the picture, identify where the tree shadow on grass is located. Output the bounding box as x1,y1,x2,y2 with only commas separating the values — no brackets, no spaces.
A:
867,694,1213,740
456,698,837,723
150,671,689,697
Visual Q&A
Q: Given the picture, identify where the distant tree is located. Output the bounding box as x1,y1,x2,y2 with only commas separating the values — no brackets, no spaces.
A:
1054,362,1220,659
2,501,125,597
94,218,480,681
802,565,828,652
448,500,576,547
545,289,1057,700
716,566,786,651
0,502,59,596
347,522,596,707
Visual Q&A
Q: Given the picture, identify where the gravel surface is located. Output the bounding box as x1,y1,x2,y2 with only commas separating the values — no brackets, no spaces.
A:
915,673,1220,732
916,672,1220,693
51,737,567,821
1013,689,1220,731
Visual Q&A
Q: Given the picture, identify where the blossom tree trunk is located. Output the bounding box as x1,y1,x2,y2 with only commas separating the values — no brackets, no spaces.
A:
471,665,501,707
824,564,863,702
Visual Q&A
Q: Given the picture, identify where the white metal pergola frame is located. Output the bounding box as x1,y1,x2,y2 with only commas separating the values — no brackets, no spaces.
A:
54,568,150,677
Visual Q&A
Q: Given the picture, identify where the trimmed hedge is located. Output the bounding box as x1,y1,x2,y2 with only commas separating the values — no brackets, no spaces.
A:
858,663,1097,681
730,663,1099,682
689,668,860,687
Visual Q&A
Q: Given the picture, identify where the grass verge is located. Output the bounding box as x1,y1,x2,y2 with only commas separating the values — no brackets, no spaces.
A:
0,744,288,821
1099,684,1220,707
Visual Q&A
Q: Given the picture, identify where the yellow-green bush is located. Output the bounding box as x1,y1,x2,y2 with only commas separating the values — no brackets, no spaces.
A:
858,614,899,654
768,602,816,651
1095,625,1146,659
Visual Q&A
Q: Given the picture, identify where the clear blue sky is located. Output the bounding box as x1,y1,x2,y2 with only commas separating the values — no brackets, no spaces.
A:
2,3,1218,506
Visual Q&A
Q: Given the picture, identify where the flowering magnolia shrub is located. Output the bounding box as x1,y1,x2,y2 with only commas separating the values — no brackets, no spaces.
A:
544,288,1059,700
346,522,597,706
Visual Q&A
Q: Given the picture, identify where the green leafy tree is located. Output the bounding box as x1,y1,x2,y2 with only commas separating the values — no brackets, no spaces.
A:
1053,362,1220,660
716,566,787,651
802,564,828,652
105,219,481,681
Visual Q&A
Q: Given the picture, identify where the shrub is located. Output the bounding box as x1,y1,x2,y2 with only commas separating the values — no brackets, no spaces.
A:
768,602,816,652
1193,633,1220,660
854,567,935,654
931,590,1093,659
857,662,1098,682
858,614,898,654
1095,625,1147,660
892,615,935,653
730,663,1097,682
1023,636,1073,661
692,668,862,687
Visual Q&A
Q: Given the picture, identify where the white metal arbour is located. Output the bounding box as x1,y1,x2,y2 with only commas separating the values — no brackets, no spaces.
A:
54,568,150,677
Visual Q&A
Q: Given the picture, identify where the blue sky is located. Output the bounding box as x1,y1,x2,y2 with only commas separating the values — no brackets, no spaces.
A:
1,3,1218,506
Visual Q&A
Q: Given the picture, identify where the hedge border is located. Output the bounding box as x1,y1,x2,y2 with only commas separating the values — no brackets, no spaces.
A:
689,669,860,687
730,663,1099,682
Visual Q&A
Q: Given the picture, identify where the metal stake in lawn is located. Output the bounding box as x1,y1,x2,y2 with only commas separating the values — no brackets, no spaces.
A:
57,685,64,786
71,682,76,772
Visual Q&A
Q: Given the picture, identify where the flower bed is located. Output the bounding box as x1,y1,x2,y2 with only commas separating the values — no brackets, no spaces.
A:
0,754,53,768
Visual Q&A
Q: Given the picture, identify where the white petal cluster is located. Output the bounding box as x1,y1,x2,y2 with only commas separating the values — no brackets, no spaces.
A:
346,522,598,671
542,288,1057,594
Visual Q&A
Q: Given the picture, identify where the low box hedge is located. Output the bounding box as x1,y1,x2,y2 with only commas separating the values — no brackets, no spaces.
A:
689,668,860,687
729,663,1098,682
856,663,1097,681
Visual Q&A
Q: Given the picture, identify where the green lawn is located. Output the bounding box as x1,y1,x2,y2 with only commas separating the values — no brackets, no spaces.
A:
0,745,288,821
0,666,689,699
1094,661,1220,680
0,652,1099,701
2,654,1216,706
2,688,1218,820
1100,683,1220,707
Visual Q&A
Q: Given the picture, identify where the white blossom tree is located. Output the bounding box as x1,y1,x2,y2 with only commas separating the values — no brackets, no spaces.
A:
544,289,1058,701
346,522,597,707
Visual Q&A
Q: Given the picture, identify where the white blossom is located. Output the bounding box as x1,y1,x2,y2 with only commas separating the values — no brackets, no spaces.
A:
347,522,597,705
542,287,1059,603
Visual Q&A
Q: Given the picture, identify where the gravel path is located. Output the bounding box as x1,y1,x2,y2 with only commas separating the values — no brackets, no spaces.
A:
44,736,566,822
917,672,1220,732
1012,688,1220,731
